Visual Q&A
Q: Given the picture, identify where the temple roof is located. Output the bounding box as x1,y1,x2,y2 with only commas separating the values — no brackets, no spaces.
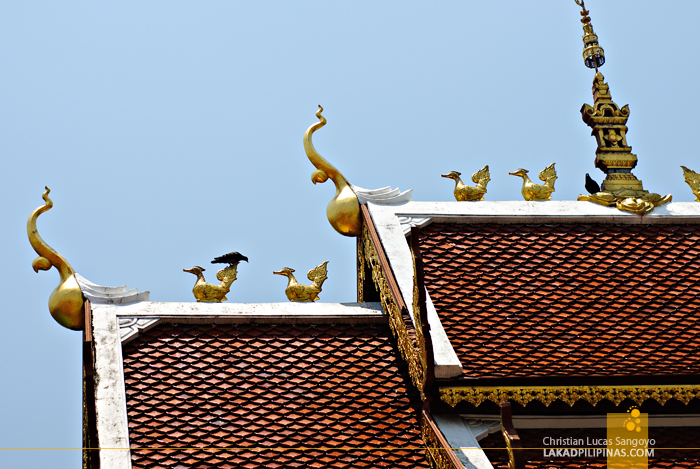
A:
417,222,700,382
123,322,431,469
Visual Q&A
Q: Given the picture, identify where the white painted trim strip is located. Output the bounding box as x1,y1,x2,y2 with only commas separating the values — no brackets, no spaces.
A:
92,305,132,468
433,414,494,469
366,203,463,378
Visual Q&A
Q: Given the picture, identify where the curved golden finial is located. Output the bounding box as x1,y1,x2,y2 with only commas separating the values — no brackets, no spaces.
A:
304,105,361,237
27,187,84,330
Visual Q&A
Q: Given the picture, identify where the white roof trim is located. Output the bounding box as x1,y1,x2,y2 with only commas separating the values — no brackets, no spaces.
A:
388,201,700,232
76,274,150,304
92,304,132,469
366,202,463,378
432,414,494,469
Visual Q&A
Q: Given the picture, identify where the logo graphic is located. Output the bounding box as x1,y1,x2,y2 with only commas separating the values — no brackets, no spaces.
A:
607,406,651,469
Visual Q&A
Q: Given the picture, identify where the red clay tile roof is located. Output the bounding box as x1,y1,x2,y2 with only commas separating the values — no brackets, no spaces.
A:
417,223,700,380
479,426,700,468
122,323,433,469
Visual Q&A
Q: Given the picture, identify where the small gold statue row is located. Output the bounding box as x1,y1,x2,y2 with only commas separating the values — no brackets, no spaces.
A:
442,163,558,202
184,255,329,303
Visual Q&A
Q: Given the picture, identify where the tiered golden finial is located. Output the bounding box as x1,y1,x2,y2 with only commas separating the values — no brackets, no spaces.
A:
27,187,85,330
442,165,491,201
574,2,671,215
575,0,604,70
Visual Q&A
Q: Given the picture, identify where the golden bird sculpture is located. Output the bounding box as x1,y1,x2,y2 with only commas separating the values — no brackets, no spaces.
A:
274,261,329,302
681,166,700,202
442,165,491,201
183,251,248,303
509,163,557,201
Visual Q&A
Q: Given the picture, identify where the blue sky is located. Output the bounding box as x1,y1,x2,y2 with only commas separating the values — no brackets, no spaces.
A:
2,1,699,467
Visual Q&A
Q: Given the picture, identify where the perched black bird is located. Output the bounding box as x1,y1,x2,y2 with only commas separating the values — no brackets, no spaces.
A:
212,251,249,265
585,173,601,195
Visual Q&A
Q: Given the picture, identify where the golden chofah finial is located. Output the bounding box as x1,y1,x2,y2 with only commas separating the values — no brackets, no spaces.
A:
681,166,700,202
183,251,248,302
574,0,605,70
274,261,329,302
441,165,490,201
304,106,361,237
509,164,557,201
27,187,85,330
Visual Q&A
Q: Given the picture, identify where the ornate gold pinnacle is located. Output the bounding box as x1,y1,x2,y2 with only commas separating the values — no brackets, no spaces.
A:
574,0,605,69
581,72,640,192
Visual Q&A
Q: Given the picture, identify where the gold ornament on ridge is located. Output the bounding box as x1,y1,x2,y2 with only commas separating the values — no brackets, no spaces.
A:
577,73,672,215
574,0,604,70
304,106,361,237
509,164,557,201
681,166,700,201
442,166,490,201
274,261,329,302
27,187,85,330
183,251,248,303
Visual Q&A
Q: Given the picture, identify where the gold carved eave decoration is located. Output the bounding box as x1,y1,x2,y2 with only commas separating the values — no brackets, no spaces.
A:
421,410,462,469
358,208,429,396
440,385,700,408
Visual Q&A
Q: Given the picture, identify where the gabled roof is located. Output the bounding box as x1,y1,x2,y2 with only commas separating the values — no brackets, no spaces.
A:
123,321,431,469
418,221,700,381
85,300,456,469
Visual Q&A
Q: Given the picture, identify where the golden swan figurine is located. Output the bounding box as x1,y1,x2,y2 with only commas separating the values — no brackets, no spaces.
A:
27,187,85,330
183,251,248,303
509,164,557,201
274,261,329,302
681,166,700,202
442,165,491,201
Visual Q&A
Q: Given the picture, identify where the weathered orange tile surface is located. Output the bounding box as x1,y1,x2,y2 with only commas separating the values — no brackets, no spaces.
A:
123,323,431,468
418,223,700,379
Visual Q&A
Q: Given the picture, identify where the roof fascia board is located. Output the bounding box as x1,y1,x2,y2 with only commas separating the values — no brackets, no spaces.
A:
366,203,463,378
432,414,495,469
92,303,132,468
91,302,386,344
386,201,700,230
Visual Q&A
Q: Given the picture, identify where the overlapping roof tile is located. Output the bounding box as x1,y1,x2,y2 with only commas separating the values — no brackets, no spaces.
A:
122,323,432,468
417,223,700,379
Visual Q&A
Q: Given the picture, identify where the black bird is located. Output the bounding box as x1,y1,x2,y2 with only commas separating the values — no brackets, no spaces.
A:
585,173,601,194
212,251,249,266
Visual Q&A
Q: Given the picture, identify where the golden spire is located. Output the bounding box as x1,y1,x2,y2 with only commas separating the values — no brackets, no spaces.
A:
574,0,604,70
574,2,671,215
27,187,85,330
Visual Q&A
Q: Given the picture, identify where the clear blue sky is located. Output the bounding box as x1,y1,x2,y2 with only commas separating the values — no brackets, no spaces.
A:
2,1,698,467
